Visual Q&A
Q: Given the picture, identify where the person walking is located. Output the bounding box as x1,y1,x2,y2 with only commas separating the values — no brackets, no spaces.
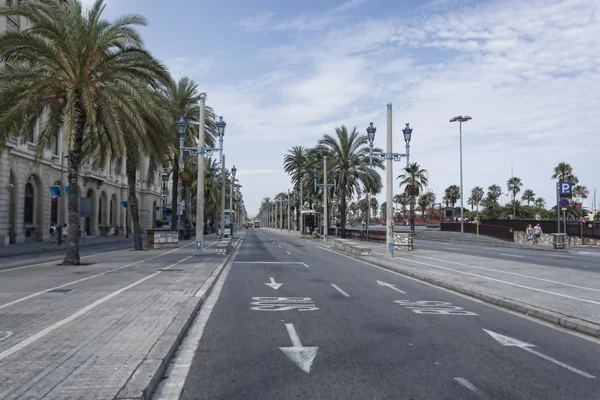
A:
533,223,543,245
525,224,534,245
61,224,68,244
49,224,56,243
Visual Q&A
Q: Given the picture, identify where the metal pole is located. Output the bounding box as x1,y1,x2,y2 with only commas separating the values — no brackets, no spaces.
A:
459,120,464,234
229,179,233,237
195,95,206,254
556,182,560,233
563,209,567,236
58,152,65,245
386,103,394,258
366,191,370,241
323,156,328,242
300,184,303,235
287,190,291,233
220,154,226,240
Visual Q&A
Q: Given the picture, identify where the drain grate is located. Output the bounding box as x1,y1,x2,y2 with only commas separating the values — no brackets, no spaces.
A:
48,288,73,294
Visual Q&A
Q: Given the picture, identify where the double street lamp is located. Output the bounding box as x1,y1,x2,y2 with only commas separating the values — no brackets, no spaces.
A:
313,156,338,242
449,115,471,234
366,103,413,258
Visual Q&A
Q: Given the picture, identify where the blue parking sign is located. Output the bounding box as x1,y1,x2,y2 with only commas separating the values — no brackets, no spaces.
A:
559,182,572,197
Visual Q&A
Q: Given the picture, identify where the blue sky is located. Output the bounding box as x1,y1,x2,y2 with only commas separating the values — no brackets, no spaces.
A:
95,0,600,215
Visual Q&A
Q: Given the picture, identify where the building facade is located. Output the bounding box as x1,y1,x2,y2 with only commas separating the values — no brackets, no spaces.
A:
0,2,163,247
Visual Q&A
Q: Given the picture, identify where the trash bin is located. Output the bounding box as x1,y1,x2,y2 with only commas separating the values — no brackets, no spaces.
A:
552,233,567,249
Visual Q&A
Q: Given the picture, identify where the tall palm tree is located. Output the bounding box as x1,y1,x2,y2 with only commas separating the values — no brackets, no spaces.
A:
283,146,310,229
370,197,379,221
470,186,484,216
398,162,428,233
0,0,172,264
379,202,387,221
396,193,410,220
521,189,536,206
316,126,384,238
444,185,461,207
534,197,546,209
482,184,502,219
467,195,475,212
573,185,589,200
418,193,431,219
507,177,523,217
162,77,216,234
551,162,578,185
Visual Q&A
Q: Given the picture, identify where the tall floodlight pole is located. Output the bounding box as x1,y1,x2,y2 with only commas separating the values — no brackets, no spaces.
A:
313,159,337,242
221,154,226,239
195,94,206,254
449,115,472,234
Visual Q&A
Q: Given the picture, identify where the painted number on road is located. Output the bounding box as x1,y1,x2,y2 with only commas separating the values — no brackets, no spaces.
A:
394,300,478,316
250,297,319,312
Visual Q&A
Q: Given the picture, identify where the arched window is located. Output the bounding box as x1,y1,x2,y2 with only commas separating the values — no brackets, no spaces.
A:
24,183,34,224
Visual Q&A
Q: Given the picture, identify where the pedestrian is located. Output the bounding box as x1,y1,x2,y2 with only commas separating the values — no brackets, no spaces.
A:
62,223,68,243
525,224,534,244
533,223,543,245
49,224,56,243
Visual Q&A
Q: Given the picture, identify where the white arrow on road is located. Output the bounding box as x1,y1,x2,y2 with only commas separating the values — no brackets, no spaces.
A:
377,280,406,294
279,323,318,373
265,277,283,290
483,329,595,379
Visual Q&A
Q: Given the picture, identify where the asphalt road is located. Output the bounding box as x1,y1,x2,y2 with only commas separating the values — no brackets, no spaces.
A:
177,229,600,400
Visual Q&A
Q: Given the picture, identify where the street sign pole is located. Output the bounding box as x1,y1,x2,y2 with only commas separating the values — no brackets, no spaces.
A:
556,182,560,234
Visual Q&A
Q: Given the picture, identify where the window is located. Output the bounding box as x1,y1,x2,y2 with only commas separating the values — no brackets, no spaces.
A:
98,197,103,226
109,158,114,176
52,136,59,156
27,128,34,144
24,183,34,225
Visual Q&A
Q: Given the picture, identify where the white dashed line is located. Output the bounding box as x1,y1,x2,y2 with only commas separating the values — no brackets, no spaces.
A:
499,253,524,258
454,377,491,399
331,284,350,297
286,251,291,255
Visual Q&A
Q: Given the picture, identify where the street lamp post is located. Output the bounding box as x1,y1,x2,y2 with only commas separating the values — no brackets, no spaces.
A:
449,115,472,234
291,189,302,233
366,104,413,258
231,166,236,236
287,190,291,233
313,157,337,242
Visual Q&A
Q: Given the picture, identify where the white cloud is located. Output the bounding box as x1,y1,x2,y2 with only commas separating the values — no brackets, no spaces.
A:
177,0,600,215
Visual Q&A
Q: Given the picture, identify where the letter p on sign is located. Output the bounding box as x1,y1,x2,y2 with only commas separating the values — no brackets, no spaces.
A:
559,182,572,197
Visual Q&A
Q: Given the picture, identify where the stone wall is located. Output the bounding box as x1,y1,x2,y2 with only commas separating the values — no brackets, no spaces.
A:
147,230,178,249
393,232,413,251
514,231,600,247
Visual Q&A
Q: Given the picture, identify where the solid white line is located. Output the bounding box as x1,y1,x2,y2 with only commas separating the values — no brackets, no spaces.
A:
0,256,189,362
454,377,491,399
499,253,524,258
522,346,595,378
397,256,600,306
409,254,600,294
286,251,291,255
0,247,187,311
331,284,350,297
445,247,460,250
234,261,306,264
153,234,242,399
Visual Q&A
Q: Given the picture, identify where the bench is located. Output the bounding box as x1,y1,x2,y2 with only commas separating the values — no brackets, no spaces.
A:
333,239,372,256
216,240,232,255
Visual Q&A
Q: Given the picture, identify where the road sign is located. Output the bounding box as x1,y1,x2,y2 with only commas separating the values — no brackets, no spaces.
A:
559,198,570,210
559,182,573,197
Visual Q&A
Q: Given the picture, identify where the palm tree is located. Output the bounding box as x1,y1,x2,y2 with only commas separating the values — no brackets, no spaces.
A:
379,202,387,221
398,162,428,233
418,193,431,220
284,146,310,229
467,195,475,212
444,185,461,207
396,193,410,220
162,77,216,235
507,177,523,217
534,197,546,209
316,126,384,238
0,0,172,264
521,189,536,206
482,185,502,219
370,197,379,221
573,185,589,200
470,186,484,216
552,162,578,185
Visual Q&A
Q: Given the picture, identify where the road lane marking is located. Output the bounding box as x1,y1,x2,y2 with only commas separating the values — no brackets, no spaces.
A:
397,257,600,306
395,300,478,316
484,329,595,379
0,256,190,361
331,284,350,297
499,253,524,258
445,247,460,250
454,378,492,399
278,245,282,248
377,280,406,293
407,254,600,293
265,277,283,290
250,297,319,311
0,247,190,311
286,251,291,255
279,323,318,373
154,236,241,399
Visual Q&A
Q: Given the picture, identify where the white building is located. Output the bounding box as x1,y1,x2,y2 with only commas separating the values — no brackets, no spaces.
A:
0,6,162,246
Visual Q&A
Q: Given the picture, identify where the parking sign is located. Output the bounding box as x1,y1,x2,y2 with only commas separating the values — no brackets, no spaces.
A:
559,182,572,197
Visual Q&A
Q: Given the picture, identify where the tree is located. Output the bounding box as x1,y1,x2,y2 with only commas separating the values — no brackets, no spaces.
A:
573,185,589,200
418,193,431,220
370,197,379,221
316,126,383,238
444,185,461,207
283,146,310,230
507,177,523,218
0,0,172,264
521,189,535,206
534,197,546,209
380,201,387,221
398,162,428,233
482,185,502,219
395,193,410,220
551,162,578,184
470,186,484,216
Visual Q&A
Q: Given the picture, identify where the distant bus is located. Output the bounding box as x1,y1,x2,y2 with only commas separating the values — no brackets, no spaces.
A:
253,221,260,228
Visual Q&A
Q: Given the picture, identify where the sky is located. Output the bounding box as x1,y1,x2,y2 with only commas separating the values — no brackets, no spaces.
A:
90,0,599,216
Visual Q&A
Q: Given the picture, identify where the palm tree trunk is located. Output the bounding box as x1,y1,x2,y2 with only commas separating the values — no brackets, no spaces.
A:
171,157,180,233
126,159,143,250
63,116,86,265
339,186,348,238
410,198,416,233
181,182,191,238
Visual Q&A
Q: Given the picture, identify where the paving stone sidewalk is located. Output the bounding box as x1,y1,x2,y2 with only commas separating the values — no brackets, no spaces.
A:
0,238,237,400
266,228,600,338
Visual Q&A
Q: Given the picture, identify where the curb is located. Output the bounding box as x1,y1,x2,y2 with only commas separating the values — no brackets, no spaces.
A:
116,234,245,400
301,237,600,340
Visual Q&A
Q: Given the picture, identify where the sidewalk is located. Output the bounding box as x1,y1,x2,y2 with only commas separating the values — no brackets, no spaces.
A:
266,228,600,338
0,235,132,258
0,236,241,400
